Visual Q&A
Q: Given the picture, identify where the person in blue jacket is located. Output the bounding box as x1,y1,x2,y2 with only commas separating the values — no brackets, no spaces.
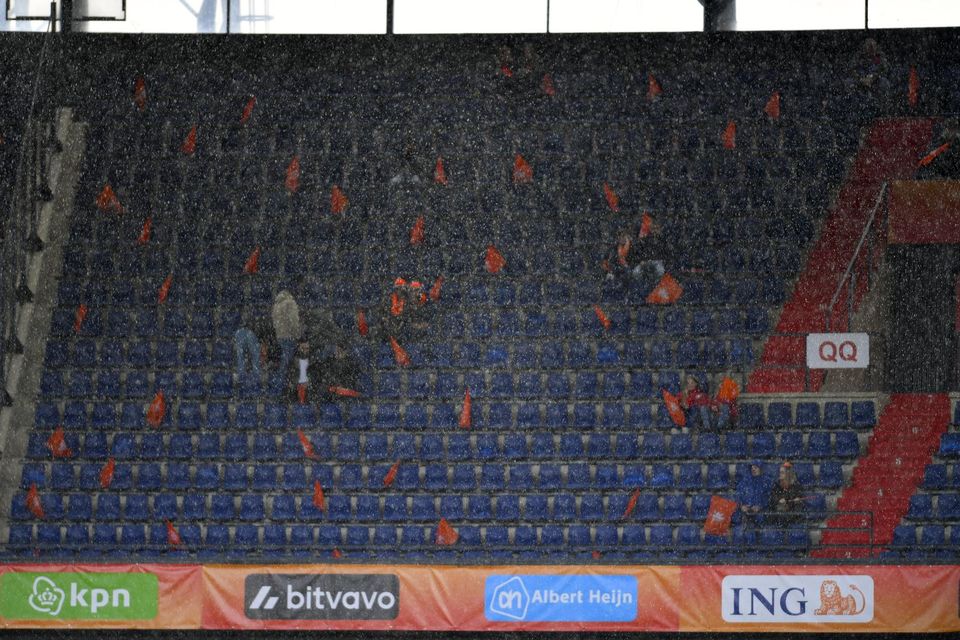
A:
736,460,770,536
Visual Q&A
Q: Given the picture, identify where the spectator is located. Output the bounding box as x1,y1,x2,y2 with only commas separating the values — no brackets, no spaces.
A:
848,38,891,111
232,310,273,379
714,375,740,429
389,142,424,186
286,341,362,402
768,462,806,528
679,375,713,429
381,278,434,342
918,118,960,180
736,461,770,535
604,217,668,297
317,344,362,393
271,289,302,373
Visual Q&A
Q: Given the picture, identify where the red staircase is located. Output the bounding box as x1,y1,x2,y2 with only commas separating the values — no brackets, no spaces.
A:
748,118,934,393
814,393,950,558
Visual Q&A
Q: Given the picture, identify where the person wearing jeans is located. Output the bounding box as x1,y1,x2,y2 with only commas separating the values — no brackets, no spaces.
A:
233,326,261,378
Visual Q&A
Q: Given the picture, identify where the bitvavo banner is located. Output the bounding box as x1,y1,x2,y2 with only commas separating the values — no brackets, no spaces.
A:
1,563,959,632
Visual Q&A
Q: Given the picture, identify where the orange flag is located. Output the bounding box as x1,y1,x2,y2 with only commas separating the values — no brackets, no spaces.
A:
243,246,260,274
410,215,425,246
137,217,152,245
99,458,116,489
919,143,950,167
46,426,72,459
133,76,147,111
542,73,556,96
716,377,740,404
662,389,687,427
430,276,444,302
26,484,44,519
312,479,326,511
603,182,620,212
638,213,654,239
434,157,448,185
73,304,88,334
593,305,611,331
297,429,319,460
500,63,513,78
330,185,348,214
390,291,404,317
356,309,369,337
165,520,182,547
157,274,173,304
435,518,459,546
722,120,737,150
616,237,631,267
297,383,307,405
513,154,533,184
647,73,662,100
331,548,343,559
390,336,411,368
285,156,301,194
146,390,166,428
909,66,919,107
181,125,197,155
703,496,738,536
764,91,781,119
485,245,506,274
459,388,472,429
646,273,683,305
623,488,641,519
383,460,400,488
329,386,361,398
96,184,123,214
240,96,256,125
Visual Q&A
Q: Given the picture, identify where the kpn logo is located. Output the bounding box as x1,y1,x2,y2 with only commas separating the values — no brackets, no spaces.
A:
0,572,158,621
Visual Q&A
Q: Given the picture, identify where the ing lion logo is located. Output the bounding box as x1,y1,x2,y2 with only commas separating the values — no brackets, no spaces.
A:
814,580,866,616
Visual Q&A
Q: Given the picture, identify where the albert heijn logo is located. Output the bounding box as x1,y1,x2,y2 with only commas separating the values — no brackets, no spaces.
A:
722,575,874,624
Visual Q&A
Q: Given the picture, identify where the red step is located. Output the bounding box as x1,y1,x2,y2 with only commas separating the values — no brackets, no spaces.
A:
748,118,934,393
813,394,950,559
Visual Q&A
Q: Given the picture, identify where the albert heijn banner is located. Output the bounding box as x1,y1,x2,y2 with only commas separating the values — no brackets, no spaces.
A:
0,563,201,629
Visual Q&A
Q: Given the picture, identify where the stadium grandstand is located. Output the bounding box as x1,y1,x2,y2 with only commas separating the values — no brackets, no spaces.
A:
1,0,960,636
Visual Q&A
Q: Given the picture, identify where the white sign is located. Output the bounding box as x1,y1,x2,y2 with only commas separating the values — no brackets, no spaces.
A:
806,333,869,369
721,575,874,623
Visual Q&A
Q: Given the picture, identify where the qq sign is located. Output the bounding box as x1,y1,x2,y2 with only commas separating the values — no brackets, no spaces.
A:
806,333,869,369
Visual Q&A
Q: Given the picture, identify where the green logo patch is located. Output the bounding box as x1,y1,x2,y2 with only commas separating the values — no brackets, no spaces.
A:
0,572,158,620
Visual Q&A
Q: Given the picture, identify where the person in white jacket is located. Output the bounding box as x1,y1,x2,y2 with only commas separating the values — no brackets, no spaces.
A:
271,290,302,373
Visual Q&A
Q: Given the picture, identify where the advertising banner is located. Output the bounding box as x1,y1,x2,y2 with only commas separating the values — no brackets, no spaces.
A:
0,562,958,632
806,333,870,369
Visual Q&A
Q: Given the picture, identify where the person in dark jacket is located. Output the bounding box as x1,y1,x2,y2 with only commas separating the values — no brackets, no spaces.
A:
380,278,434,343
736,461,770,534
604,217,669,296
768,462,806,527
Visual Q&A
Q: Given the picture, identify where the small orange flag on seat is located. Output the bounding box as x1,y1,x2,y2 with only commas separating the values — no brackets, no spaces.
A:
297,383,307,405
459,388,472,429
390,291,404,317
133,76,147,112
434,157,448,185
181,125,197,155
330,185,348,215
410,215,425,246
26,484,44,519
919,143,950,167
639,212,654,239
165,520,182,547
329,386,361,398
662,388,687,427
722,120,737,150
485,245,506,274
383,461,400,488
73,304,88,334
47,426,72,459
96,184,123,214
513,154,533,183
603,182,620,212
704,496,738,536
390,336,411,368
157,274,173,304
243,246,260,274
716,376,741,404
356,309,369,337
647,73,662,100
137,217,152,245
285,156,300,194
593,305,612,331
764,91,781,119
646,273,683,305
297,428,319,460
312,479,326,511
331,548,343,559
623,488,642,519
435,518,459,546
430,276,444,302
542,73,556,96
240,96,256,125
99,458,115,490
909,66,919,107
146,390,166,428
